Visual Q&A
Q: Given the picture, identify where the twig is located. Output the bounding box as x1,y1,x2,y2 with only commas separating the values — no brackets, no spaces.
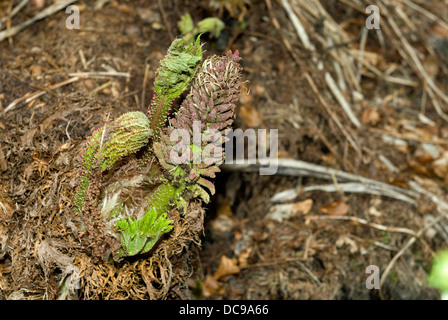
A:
296,260,322,285
400,0,448,30
369,127,448,146
305,215,417,237
0,0,78,42
4,77,80,113
90,80,113,95
240,257,307,269
0,201,8,215
78,50,87,70
378,179,448,296
65,120,72,141
379,214,445,295
307,118,350,170
303,72,361,156
141,63,150,110
355,237,398,252
68,72,131,78
0,143,7,171
325,72,361,128
279,0,315,51
222,158,418,198
274,182,416,205
409,181,448,212
0,0,29,26
379,1,448,117
265,0,301,64
356,28,368,84
157,0,174,41
350,50,419,87
29,83,59,98
378,154,400,173
94,0,111,10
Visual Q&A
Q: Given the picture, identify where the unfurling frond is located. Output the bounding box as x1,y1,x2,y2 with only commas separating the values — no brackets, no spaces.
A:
74,111,152,214
73,37,242,262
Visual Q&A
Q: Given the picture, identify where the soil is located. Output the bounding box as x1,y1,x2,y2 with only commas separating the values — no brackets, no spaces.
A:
1,0,447,300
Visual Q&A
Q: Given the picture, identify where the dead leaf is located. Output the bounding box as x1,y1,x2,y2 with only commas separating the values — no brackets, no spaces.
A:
58,142,71,152
83,79,95,90
408,159,430,176
368,206,382,217
202,274,220,298
321,154,337,166
237,248,251,268
291,199,313,215
114,3,133,14
29,64,42,76
217,196,233,216
31,0,45,9
0,144,7,172
432,155,448,180
214,255,240,280
239,81,251,98
431,24,448,39
349,49,380,66
336,235,358,254
253,83,265,96
268,200,312,222
210,214,234,233
417,196,437,215
415,153,435,164
318,200,350,216
361,107,380,126
239,105,263,128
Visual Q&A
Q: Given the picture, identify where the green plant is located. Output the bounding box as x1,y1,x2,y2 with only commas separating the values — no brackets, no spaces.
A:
427,249,448,300
381,230,389,245
73,36,242,261
115,209,173,257
178,13,225,42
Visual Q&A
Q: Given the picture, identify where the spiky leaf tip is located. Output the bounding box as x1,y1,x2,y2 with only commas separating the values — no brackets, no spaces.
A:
148,36,203,136
153,35,203,99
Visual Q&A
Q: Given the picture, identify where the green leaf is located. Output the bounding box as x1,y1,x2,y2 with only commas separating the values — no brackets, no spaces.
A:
149,36,203,136
427,249,448,293
197,17,225,38
115,208,173,257
178,13,194,35
153,36,202,99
